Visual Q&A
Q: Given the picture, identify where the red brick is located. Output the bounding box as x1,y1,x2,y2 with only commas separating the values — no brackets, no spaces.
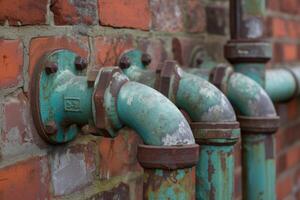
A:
151,0,184,32
0,0,47,25
287,21,298,39
0,156,50,200
286,144,300,168
50,0,98,25
94,35,133,67
186,0,206,33
29,36,89,76
137,38,169,70
0,40,23,89
272,43,283,63
50,142,96,196
268,0,280,10
271,17,287,38
277,174,293,200
234,168,242,199
280,0,299,14
98,128,143,179
98,0,150,30
283,44,298,62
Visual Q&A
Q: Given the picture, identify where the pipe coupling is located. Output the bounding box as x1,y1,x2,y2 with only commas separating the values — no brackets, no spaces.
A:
93,67,129,137
224,40,272,63
237,116,280,134
137,144,199,169
190,122,240,145
157,60,182,102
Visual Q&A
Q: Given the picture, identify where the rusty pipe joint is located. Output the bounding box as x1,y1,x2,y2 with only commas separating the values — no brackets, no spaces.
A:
224,40,272,64
93,67,128,137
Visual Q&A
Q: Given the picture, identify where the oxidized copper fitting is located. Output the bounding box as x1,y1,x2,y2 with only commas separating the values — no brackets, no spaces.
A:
190,121,240,145
224,40,272,63
209,64,231,90
158,60,182,100
237,116,280,134
93,67,128,134
137,144,199,170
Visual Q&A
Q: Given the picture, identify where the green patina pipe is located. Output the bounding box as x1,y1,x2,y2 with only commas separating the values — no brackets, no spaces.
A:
121,50,240,200
117,81,194,146
265,68,297,102
186,65,278,199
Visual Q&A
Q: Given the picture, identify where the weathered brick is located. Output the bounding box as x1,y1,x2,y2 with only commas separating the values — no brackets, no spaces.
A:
205,5,228,35
0,0,47,25
270,17,287,38
50,0,98,25
0,40,23,89
277,174,294,200
98,128,143,179
151,0,184,32
283,44,297,62
137,38,169,70
279,0,299,14
1,92,46,159
0,156,49,200
29,36,89,76
98,0,150,30
50,142,96,196
286,144,300,169
267,0,280,11
94,35,133,67
185,0,206,33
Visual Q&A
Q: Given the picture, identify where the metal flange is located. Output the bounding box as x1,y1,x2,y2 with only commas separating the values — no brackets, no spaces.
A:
30,49,89,144
137,144,199,170
224,40,272,63
238,115,280,134
190,121,240,145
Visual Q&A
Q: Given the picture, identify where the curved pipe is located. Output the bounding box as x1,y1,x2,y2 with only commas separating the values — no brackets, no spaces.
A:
226,72,277,117
177,71,236,122
117,81,195,146
266,68,299,102
120,50,239,200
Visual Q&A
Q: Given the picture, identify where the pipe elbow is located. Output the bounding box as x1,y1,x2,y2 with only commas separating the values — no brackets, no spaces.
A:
176,72,236,122
117,81,195,146
226,73,277,117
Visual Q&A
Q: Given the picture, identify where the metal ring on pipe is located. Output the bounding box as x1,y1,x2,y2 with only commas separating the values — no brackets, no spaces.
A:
137,144,199,170
237,115,280,134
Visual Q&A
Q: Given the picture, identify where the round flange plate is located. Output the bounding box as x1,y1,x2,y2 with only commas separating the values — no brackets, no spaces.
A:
30,49,86,144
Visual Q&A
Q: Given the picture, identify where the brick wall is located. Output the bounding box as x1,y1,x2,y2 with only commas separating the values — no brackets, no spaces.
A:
0,0,299,199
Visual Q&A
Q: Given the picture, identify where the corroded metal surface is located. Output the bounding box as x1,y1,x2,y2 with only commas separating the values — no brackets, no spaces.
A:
238,115,280,134
30,49,92,144
137,144,199,170
143,168,195,200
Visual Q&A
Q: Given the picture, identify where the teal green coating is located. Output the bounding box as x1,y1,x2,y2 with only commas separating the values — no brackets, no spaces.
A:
122,50,156,87
196,145,234,200
144,168,195,200
242,134,276,200
39,50,93,144
117,81,195,146
265,69,297,102
234,63,266,87
226,73,277,117
176,72,236,122
120,49,239,200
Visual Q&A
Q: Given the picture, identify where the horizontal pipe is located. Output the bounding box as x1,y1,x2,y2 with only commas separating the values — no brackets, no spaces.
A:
265,68,297,102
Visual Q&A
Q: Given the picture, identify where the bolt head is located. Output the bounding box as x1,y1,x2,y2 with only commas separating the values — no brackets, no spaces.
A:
119,56,131,69
75,56,87,70
141,53,152,66
44,121,58,135
45,62,58,74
